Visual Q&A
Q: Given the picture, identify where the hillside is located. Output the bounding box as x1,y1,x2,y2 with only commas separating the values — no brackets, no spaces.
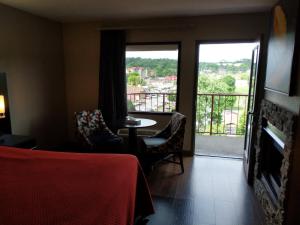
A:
126,57,251,78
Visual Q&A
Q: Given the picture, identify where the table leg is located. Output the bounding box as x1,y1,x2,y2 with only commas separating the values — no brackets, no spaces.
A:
128,128,138,153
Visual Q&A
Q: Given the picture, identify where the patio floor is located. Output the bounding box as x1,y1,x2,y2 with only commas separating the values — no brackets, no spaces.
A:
195,135,245,158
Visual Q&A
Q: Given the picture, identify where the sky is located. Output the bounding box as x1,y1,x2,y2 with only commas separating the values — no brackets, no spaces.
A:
126,43,257,62
126,50,178,60
199,43,257,62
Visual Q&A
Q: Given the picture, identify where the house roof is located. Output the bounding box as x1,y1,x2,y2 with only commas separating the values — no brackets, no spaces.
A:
0,0,276,22
127,86,145,94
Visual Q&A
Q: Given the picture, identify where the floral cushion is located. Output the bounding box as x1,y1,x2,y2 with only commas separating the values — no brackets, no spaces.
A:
75,109,119,146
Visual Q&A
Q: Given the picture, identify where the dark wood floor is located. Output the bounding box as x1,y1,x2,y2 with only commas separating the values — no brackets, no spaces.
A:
146,156,265,225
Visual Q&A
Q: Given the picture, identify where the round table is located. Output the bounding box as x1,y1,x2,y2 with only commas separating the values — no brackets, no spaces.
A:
124,118,157,153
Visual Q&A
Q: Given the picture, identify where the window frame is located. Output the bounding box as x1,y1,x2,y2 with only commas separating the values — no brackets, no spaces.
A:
191,39,258,154
125,41,181,115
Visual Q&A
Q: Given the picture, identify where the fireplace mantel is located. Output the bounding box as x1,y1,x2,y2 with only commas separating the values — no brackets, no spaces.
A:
254,99,296,225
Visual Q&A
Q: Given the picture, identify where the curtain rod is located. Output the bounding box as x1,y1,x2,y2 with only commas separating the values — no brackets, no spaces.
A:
96,24,195,31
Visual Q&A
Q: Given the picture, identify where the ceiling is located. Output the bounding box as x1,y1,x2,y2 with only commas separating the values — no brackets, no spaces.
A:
0,0,276,22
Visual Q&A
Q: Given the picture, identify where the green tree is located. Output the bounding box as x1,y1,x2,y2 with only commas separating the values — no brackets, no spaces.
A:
237,110,247,135
222,75,236,92
127,100,136,111
127,72,145,86
126,57,177,77
196,74,237,134
167,94,176,102
221,75,236,107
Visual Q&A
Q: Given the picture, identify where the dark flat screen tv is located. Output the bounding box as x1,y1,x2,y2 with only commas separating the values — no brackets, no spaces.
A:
265,0,300,95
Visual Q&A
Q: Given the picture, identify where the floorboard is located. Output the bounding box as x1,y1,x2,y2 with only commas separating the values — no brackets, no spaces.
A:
146,156,265,225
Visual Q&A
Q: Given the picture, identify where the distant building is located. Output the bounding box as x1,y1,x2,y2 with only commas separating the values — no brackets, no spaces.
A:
127,86,146,101
236,80,248,89
164,75,177,81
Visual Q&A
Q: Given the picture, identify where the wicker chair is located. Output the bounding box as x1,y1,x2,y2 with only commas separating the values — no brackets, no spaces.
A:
142,112,186,173
75,109,123,152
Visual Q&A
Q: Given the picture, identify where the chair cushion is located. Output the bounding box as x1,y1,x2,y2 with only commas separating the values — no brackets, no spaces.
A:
88,131,123,147
143,137,167,148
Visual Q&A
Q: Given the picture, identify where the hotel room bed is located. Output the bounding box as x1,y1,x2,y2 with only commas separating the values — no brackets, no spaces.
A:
0,146,154,225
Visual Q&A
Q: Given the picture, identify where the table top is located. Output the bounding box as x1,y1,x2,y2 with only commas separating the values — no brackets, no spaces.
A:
124,118,157,128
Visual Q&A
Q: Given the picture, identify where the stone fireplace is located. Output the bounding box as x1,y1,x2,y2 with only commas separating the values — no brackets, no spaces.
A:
254,100,296,225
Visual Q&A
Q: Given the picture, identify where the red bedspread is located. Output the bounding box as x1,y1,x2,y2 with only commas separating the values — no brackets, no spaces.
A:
0,147,154,225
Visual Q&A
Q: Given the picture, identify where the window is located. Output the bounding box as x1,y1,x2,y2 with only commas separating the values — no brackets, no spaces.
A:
126,43,180,113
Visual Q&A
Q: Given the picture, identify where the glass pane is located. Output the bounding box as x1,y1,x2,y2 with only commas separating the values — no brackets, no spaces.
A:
126,44,179,113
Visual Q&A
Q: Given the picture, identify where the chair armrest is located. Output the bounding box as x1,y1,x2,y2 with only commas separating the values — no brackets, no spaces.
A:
148,112,186,153
153,124,171,138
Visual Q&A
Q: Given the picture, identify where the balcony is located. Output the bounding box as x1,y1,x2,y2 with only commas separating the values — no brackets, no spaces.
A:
127,92,248,158
195,93,248,158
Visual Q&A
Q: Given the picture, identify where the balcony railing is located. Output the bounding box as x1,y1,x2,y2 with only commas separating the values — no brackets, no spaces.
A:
127,92,248,136
127,92,176,112
196,93,248,136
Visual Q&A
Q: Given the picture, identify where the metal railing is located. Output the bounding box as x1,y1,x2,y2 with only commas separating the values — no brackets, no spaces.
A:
196,93,248,136
127,92,248,136
127,92,176,112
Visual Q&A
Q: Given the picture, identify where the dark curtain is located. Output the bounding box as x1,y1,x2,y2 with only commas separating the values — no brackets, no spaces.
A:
99,30,127,131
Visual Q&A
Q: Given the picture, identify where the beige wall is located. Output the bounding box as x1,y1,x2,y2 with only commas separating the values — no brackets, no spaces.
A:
0,3,67,145
63,13,269,152
63,23,100,140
